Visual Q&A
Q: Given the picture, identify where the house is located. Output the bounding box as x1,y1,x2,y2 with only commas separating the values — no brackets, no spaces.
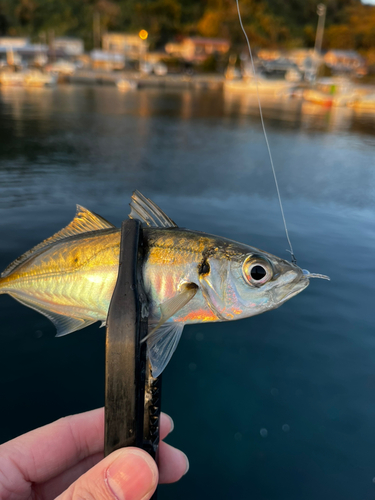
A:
165,37,230,62
90,49,125,70
54,37,84,57
324,50,367,76
257,49,283,61
285,49,317,71
101,33,148,59
0,37,29,49
0,37,48,66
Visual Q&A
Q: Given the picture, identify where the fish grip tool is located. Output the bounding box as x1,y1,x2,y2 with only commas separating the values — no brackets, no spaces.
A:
105,219,161,498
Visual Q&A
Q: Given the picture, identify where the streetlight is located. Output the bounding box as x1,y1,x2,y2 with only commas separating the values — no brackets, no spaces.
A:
138,29,148,41
138,30,149,73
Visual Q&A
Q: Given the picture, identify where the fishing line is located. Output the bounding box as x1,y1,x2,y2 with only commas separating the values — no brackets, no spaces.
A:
235,0,297,264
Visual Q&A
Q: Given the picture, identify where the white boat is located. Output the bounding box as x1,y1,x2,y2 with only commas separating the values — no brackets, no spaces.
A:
0,69,57,87
303,78,361,107
46,60,77,76
302,88,333,106
116,79,138,91
349,94,375,111
224,75,294,95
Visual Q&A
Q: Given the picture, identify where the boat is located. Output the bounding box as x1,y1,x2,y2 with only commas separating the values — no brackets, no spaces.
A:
302,78,361,107
0,69,57,87
224,75,295,95
46,60,77,76
349,94,375,111
302,88,333,106
116,79,138,91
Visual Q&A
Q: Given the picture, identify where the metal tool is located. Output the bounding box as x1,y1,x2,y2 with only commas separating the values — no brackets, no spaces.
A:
105,219,162,497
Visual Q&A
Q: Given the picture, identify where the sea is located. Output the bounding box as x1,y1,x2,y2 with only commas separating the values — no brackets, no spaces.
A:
0,85,374,500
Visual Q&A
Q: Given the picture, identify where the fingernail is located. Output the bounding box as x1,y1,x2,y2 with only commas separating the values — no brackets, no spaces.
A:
106,448,158,500
168,415,174,433
182,452,189,475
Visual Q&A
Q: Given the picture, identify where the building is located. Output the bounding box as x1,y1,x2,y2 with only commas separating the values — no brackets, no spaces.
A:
287,49,322,73
90,50,125,70
257,49,283,61
165,37,230,62
0,37,48,66
54,37,84,57
0,37,29,49
101,33,148,59
324,50,367,76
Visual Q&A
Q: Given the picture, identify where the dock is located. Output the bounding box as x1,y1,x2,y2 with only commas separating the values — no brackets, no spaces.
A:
68,70,224,90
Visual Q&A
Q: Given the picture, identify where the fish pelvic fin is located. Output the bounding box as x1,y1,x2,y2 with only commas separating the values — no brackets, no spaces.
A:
129,190,178,228
145,322,185,378
1,206,115,278
8,292,97,336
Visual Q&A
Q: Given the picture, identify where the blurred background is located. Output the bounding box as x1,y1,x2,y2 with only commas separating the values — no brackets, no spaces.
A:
0,1,374,499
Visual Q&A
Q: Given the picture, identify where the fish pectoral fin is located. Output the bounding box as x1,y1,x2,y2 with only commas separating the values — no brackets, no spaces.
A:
9,293,97,336
143,282,198,339
145,323,185,378
129,190,178,228
140,283,197,377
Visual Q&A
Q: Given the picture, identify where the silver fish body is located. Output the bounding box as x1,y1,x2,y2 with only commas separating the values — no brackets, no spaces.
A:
143,227,309,325
0,192,324,376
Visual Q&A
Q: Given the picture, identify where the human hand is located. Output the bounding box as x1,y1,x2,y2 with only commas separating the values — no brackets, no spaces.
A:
0,408,188,500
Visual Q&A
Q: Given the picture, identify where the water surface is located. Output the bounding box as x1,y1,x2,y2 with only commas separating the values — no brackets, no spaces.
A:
0,86,374,500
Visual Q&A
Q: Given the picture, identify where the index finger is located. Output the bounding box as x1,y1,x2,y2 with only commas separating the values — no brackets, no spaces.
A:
0,408,173,485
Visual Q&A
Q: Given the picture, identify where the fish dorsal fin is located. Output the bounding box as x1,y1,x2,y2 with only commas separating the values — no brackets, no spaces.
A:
145,322,185,378
129,190,178,228
1,205,115,278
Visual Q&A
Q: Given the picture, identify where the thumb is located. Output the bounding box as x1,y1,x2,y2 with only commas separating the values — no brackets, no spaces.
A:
57,447,158,500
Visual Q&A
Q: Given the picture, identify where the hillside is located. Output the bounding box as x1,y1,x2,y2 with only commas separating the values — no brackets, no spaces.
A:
0,0,374,57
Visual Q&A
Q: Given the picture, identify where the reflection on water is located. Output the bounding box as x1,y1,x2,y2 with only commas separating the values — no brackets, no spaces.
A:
0,86,374,500
224,89,375,135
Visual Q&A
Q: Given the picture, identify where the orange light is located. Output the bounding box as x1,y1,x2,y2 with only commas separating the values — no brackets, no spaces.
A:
139,29,148,40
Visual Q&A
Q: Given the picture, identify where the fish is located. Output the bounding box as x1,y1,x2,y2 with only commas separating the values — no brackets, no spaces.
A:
0,191,329,377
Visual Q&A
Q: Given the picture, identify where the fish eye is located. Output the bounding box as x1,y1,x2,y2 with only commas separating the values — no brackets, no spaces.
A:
250,265,266,281
243,256,273,286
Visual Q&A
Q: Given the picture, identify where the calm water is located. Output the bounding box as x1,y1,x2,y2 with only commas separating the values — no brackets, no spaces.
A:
0,85,374,500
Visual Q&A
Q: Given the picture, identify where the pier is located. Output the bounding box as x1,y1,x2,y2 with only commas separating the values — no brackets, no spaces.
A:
68,69,224,90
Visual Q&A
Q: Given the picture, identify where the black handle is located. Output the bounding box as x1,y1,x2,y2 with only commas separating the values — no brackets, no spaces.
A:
105,219,161,497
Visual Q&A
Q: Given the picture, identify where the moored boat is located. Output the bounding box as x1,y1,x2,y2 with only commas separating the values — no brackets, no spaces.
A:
303,78,361,107
0,69,57,87
348,94,375,111
224,75,294,95
116,79,138,91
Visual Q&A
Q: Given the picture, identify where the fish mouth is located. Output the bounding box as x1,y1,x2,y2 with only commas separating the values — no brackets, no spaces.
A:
273,265,310,305
276,267,329,305
280,277,310,302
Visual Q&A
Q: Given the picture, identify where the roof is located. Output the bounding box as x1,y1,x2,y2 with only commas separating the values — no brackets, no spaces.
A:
102,33,141,39
0,37,29,47
54,37,84,42
325,50,363,59
186,37,230,46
